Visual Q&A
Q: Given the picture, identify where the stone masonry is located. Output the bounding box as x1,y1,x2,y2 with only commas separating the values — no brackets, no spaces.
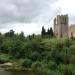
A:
54,15,75,38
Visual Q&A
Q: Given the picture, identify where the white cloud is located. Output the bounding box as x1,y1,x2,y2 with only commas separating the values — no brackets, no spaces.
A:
0,0,75,35
0,23,42,35
54,0,75,24
58,0,75,14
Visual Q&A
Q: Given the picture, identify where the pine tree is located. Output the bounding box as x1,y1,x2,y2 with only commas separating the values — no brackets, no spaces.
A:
50,27,54,36
47,28,50,35
5,29,15,37
41,26,46,37
19,31,25,39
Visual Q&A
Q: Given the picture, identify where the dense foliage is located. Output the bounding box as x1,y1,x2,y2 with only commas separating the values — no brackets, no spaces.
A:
0,30,75,75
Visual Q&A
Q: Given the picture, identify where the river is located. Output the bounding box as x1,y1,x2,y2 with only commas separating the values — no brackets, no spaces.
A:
0,69,35,75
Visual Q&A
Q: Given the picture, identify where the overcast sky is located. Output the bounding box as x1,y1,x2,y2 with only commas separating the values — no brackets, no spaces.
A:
0,0,75,35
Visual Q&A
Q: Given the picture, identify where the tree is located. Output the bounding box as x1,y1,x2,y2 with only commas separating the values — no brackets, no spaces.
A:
41,26,46,37
31,52,41,61
50,27,54,37
5,29,15,37
47,61,57,70
45,27,54,38
22,59,32,68
32,34,35,38
47,28,50,35
64,38,72,48
19,31,25,40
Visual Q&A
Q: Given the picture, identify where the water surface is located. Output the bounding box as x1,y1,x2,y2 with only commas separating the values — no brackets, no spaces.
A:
0,69,35,75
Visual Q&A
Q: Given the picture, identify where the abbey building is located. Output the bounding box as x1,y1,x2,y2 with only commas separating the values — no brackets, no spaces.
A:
54,15,75,38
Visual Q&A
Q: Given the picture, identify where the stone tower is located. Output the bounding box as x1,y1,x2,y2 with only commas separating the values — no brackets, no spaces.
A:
54,15,69,38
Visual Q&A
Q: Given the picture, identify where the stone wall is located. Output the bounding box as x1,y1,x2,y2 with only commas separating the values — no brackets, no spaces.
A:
69,25,75,38
54,15,69,38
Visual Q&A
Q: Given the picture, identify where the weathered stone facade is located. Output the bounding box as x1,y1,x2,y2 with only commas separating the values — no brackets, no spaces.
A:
69,25,75,38
54,15,75,38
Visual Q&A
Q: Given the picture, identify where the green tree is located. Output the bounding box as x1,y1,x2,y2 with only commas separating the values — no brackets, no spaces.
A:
22,59,32,68
31,52,41,61
47,28,50,35
5,29,15,37
50,27,54,37
64,38,72,48
47,61,57,70
19,31,25,40
41,26,46,37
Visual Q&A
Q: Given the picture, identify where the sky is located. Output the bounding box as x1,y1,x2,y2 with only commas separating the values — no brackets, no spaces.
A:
0,0,75,35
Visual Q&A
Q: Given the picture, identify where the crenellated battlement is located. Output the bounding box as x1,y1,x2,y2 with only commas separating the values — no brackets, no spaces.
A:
54,14,75,38
54,15,69,37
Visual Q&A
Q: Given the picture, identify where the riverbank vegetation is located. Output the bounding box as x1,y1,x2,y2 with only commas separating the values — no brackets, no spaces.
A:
0,29,75,75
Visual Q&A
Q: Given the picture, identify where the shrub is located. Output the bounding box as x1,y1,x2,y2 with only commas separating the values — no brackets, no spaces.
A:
47,61,57,70
22,59,32,68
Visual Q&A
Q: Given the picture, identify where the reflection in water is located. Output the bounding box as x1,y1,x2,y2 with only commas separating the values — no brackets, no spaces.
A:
0,70,12,75
0,69,35,75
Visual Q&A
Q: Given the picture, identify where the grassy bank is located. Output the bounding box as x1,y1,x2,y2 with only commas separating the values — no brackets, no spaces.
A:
0,32,75,75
